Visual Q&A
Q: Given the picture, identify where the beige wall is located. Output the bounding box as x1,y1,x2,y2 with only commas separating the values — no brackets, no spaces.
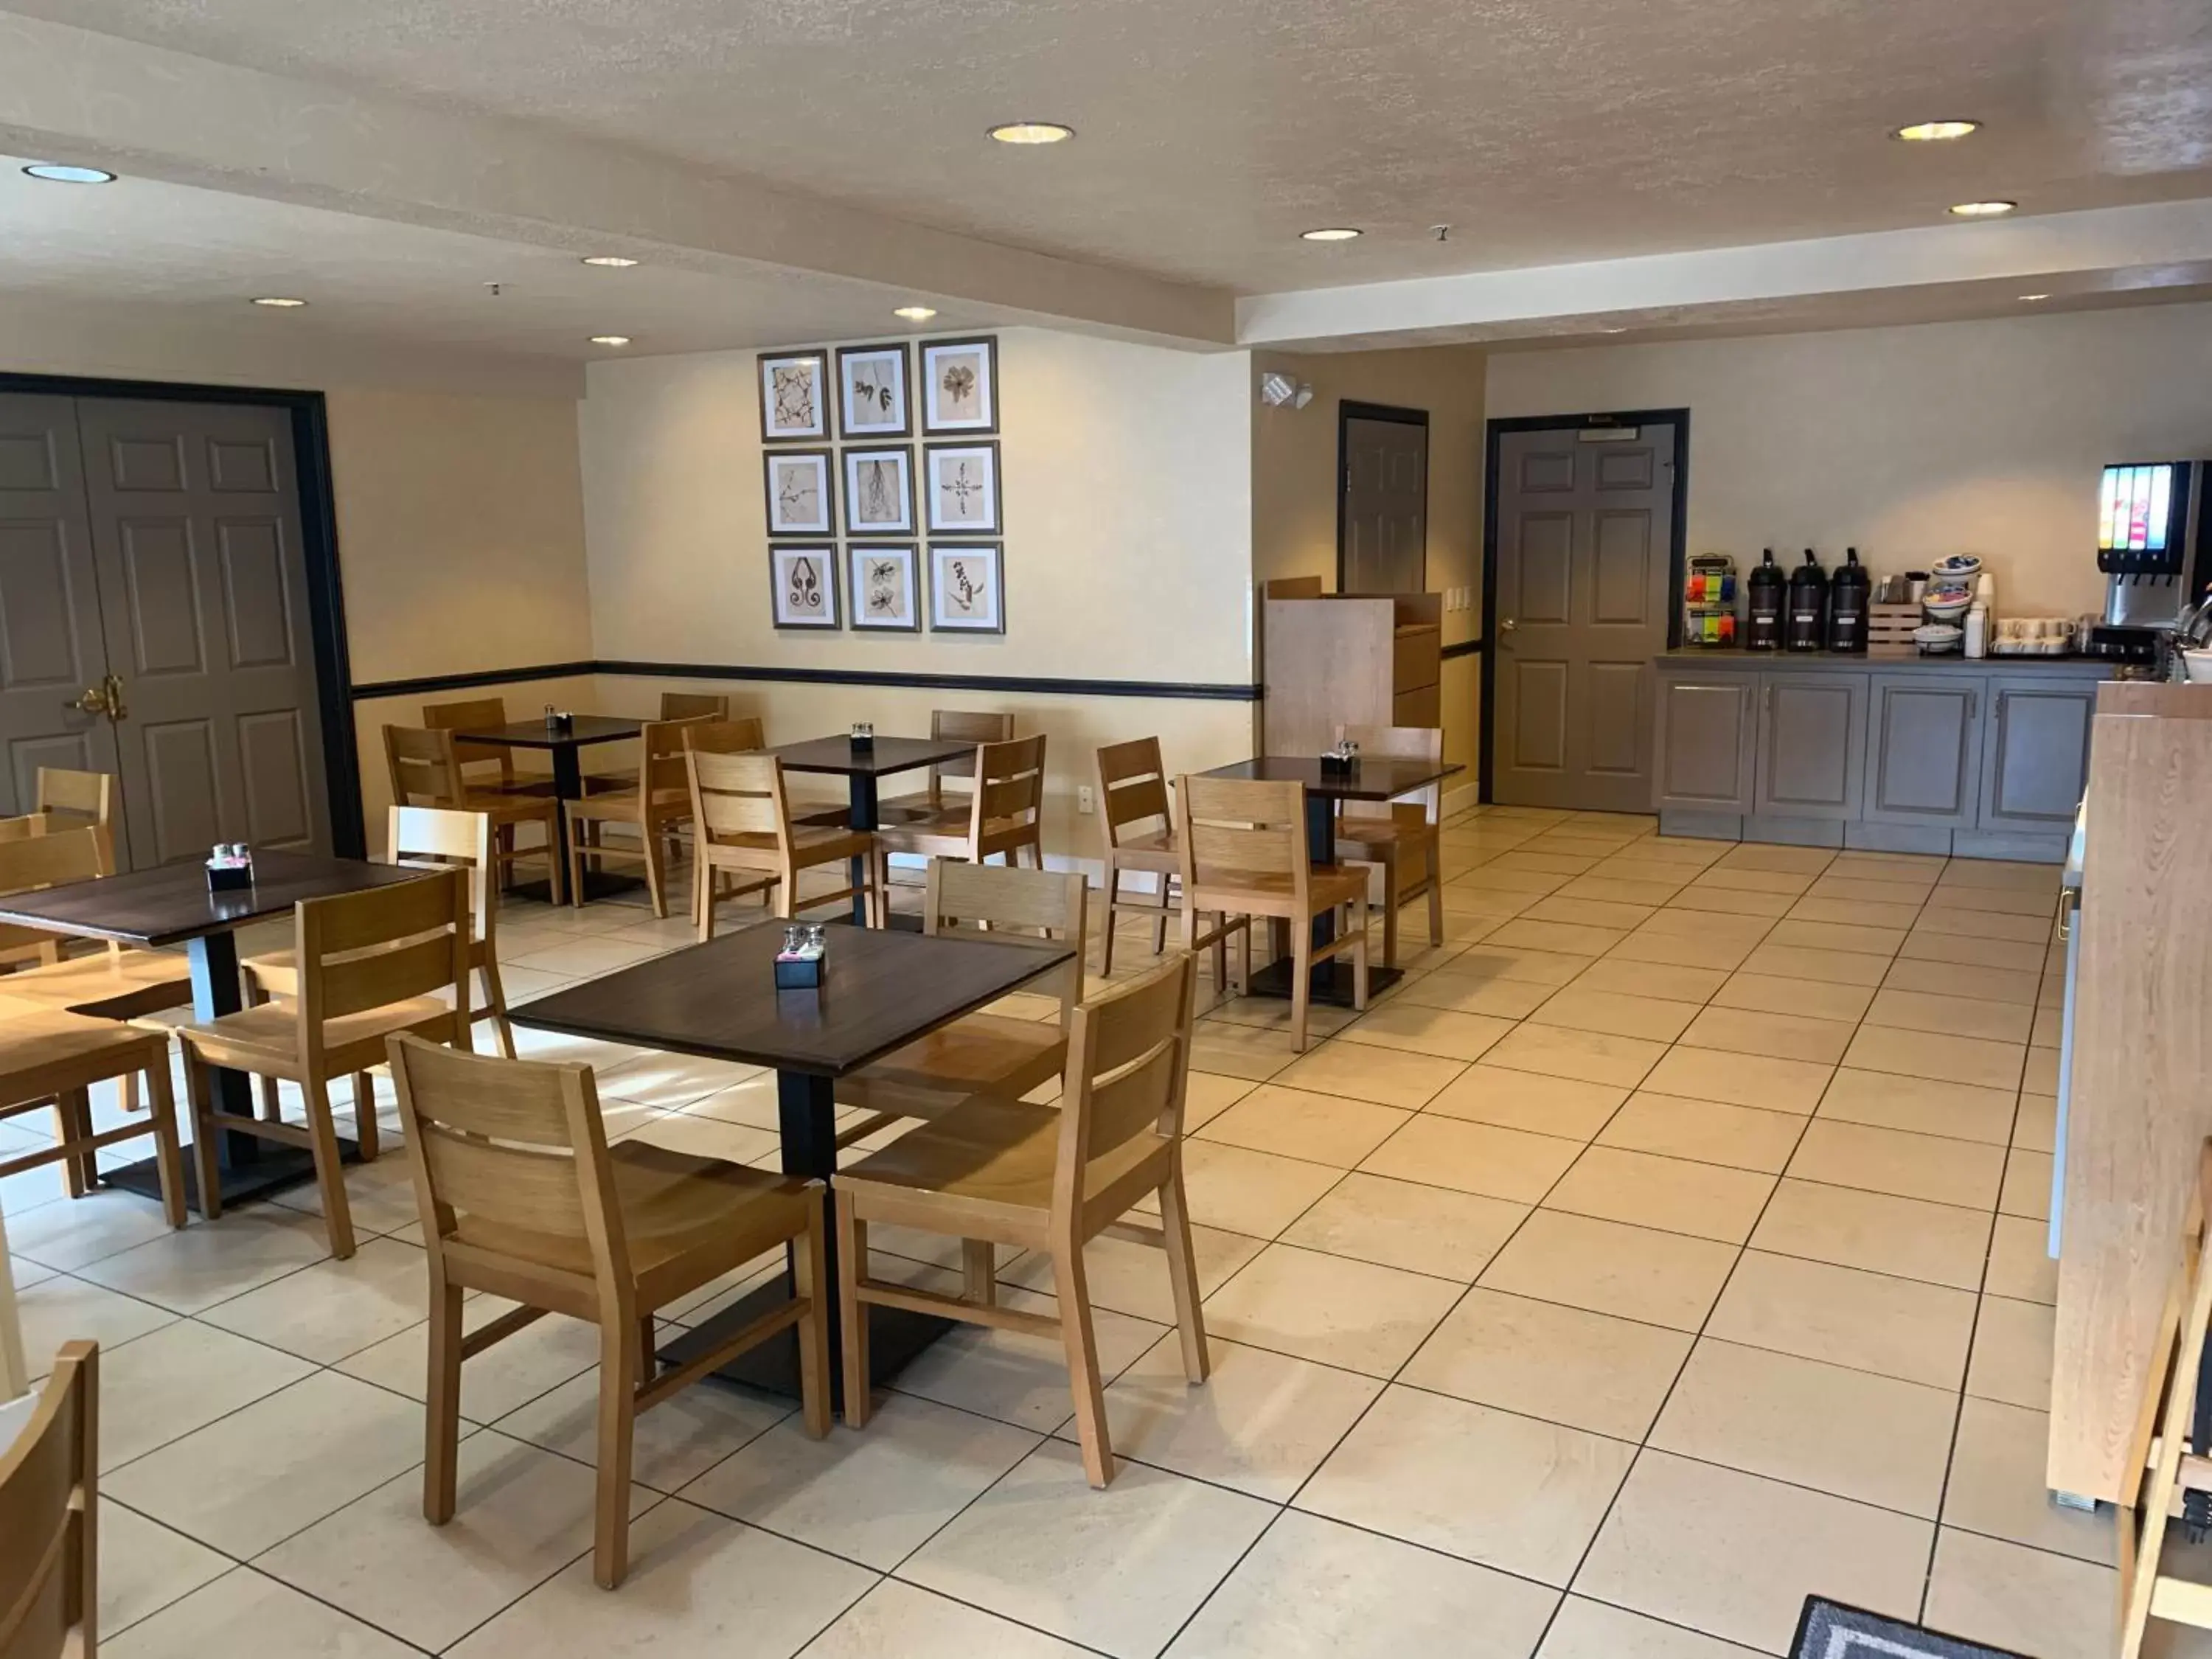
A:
577,327,1260,867
1250,344,1486,785
1487,303,2212,619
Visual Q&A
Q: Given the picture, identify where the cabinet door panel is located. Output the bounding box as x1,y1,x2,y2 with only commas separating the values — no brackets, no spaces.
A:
1865,672,1982,827
1978,678,2096,830
1655,672,1753,813
1754,672,1867,820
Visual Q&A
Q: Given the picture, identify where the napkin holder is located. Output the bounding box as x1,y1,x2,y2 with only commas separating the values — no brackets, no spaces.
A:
1318,752,1355,780
847,723,874,754
205,860,254,894
543,707,574,736
773,939,827,990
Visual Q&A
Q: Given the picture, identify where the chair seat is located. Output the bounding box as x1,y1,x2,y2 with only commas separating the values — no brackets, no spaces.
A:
876,811,1034,858
706,824,874,863
849,1012,1066,1100
1107,830,1179,873
841,1096,1062,1211
1334,822,1423,858
0,950,193,1020
178,995,454,1074
1191,864,1368,912
0,1009,167,1105
453,789,560,829
566,787,689,822
453,1139,811,1301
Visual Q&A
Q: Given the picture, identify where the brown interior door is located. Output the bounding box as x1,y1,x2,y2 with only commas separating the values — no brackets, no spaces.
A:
75,399,332,865
0,394,128,829
1492,423,1678,811
1340,412,1427,594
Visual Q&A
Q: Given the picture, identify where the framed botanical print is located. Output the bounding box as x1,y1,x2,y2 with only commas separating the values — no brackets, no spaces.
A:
836,343,911,439
849,543,920,632
924,440,1001,535
759,348,831,442
842,445,915,535
770,544,840,630
921,337,998,434
929,543,1004,633
763,448,835,538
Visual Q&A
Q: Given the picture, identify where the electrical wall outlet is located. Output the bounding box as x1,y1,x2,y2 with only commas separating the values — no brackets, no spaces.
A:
1077,785,1096,814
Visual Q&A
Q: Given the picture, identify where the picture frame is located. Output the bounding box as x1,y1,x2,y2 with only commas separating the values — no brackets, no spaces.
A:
759,348,832,442
836,343,911,439
849,543,921,632
924,440,1001,535
920,336,998,434
762,448,835,538
842,445,916,535
928,543,1005,633
770,544,841,630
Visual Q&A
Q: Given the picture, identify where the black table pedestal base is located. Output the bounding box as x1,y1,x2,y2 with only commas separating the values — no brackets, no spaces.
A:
658,1281,953,1402
1244,957,1403,1008
102,1134,363,1211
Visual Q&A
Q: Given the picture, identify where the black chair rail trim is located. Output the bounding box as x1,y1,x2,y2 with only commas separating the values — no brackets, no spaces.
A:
352,659,1262,703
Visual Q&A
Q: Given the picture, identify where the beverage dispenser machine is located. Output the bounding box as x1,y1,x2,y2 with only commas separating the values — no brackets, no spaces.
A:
2083,460,2212,663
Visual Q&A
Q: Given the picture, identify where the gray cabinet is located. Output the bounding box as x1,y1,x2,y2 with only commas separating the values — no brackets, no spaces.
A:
1655,670,1754,813
1753,671,1866,820
1865,672,1983,827
1979,676,2098,830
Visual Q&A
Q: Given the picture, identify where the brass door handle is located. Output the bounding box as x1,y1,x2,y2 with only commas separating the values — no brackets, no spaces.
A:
103,672,127,722
65,682,112,717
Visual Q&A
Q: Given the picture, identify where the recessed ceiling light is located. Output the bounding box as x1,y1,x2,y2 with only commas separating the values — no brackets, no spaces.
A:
893,305,938,321
1301,227,1363,242
589,335,632,347
988,121,1074,145
580,254,640,268
2018,293,2051,301
1894,119,1980,142
21,163,116,184
1949,200,2017,217
250,296,307,307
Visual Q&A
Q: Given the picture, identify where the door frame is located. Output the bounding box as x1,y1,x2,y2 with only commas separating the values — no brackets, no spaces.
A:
1336,400,1430,594
1478,407,1691,803
0,372,365,858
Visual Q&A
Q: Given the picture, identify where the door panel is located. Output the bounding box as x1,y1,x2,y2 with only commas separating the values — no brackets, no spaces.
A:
1865,673,1981,826
76,398,330,862
1656,673,1754,813
1978,679,2096,829
1492,423,1679,810
1754,672,1867,819
0,394,125,823
1340,414,1427,594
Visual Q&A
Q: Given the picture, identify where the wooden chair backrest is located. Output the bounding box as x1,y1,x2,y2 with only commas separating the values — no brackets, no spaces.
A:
32,768,111,832
0,814,50,845
640,718,712,798
1055,953,1194,1206
386,806,495,949
0,825,114,970
660,691,730,722
970,736,1047,838
1175,776,1307,886
925,709,1015,803
1096,738,1170,848
0,1340,97,1658
923,859,1088,1018
1337,724,1443,824
387,1035,625,1298
683,717,766,756
385,724,470,810
688,750,791,849
295,869,470,1040
423,697,516,790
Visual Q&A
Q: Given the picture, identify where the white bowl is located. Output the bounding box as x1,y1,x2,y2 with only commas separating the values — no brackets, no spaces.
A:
1922,596,1974,619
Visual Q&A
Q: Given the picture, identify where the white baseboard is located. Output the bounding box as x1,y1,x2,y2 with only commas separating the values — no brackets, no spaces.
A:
1444,782,1481,819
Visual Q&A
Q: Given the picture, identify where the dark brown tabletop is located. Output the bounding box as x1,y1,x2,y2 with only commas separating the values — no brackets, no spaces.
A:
0,851,435,948
451,715,644,750
771,734,977,778
1202,754,1463,801
512,922,1071,1076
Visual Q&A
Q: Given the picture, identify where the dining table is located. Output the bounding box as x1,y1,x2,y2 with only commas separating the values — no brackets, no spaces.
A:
449,714,646,902
0,851,432,1211
511,919,1073,1404
1200,754,1462,1005
769,734,978,925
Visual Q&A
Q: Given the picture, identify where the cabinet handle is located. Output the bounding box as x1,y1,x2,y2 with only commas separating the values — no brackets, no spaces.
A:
1966,690,1978,718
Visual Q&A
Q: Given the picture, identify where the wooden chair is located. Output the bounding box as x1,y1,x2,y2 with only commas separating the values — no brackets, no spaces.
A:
1176,774,1368,1052
0,826,192,1022
175,870,473,1259
1331,724,1445,970
0,1012,187,1231
561,718,706,918
386,724,564,904
836,952,1209,1483
32,768,113,835
243,807,517,1060
1096,738,1184,975
582,692,737,795
0,1340,97,1655
423,696,554,796
835,860,1086,1145
875,710,1017,826
872,736,1046,871
386,1035,830,1590
687,750,882,939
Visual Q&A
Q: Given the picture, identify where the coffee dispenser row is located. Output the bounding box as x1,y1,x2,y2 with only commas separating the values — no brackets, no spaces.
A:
1742,548,1868,653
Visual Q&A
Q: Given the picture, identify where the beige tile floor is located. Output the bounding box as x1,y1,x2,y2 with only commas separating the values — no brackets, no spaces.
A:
0,806,2142,1659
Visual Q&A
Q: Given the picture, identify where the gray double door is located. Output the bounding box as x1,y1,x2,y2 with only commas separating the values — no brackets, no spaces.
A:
1492,422,1679,812
0,392,331,866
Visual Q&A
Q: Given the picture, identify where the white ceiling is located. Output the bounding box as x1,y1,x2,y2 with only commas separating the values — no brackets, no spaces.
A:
9,0,2212,293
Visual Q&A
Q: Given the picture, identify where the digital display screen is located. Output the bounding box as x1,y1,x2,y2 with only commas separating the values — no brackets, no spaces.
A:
2099,463,2174,553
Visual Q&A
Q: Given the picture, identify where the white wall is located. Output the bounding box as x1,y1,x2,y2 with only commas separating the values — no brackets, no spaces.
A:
1487,303,2212,619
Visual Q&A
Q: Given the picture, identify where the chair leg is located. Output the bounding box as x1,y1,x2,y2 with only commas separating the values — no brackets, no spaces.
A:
1290,922,1313,1054
1154,878,1172,957
122,1068,144,1113
1099,867,1119,975
1158,1161,1209,1383
142,1058,187,1230
638,1315,658,1378
592,1314,640,1590
52,1090,94,1197
695,862,717,942
1380,857,1401,971
1051,1243,1114,1487
641,819,669,919
305,1072,358,1259
566,815,588,909
1351,897,1371,1011
962,1239,998,1308
352,1072,380,1162
795,1189,832,1439
1425,844,1445,948
835,1203,871,1425
423,1283,463,1525
181,1048,223,1221
479,959,518,1059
